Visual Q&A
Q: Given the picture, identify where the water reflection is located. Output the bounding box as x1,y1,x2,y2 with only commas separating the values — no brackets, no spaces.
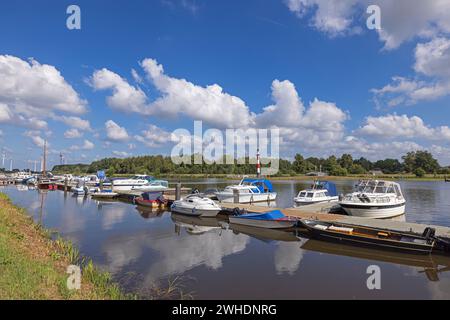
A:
301,238,450,282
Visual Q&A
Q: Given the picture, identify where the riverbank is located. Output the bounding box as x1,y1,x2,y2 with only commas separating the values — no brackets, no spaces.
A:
0,192,126,300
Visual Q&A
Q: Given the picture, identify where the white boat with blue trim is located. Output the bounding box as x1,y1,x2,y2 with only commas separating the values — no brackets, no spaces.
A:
294,181,339,206
229,210,297,229
215,178,277,203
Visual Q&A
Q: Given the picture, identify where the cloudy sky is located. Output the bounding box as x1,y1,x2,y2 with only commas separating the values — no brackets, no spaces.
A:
1,0,450,169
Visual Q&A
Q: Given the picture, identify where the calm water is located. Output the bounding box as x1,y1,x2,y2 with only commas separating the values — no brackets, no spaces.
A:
2,179,450,299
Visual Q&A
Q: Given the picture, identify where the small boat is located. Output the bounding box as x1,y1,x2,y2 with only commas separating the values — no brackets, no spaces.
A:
107,175,169,192
171,194,222,217
339,179,406,219
135,191,168,208
294,181,339,206
215,177,277,203
72,186,86,196
91,190,118,199
298,219,449,255
229,210,297,229
131,179,169,192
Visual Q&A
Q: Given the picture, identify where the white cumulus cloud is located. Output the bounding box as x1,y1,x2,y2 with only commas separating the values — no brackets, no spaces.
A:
105,120,130,142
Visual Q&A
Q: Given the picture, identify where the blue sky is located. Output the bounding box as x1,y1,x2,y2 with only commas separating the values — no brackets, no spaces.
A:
1,0,450,169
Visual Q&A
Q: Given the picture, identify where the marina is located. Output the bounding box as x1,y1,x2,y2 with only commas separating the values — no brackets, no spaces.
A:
2,177,450,299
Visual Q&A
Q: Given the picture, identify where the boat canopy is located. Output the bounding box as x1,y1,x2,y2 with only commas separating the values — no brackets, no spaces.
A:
314,181,338,197
238,210,286,220
242,178,274,193
355,180,403,196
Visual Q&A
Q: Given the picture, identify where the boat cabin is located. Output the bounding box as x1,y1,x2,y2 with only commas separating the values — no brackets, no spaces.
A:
239,178,274,193
355,180,403,197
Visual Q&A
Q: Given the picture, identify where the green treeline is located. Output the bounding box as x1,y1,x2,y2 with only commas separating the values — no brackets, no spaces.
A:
51,150,449,177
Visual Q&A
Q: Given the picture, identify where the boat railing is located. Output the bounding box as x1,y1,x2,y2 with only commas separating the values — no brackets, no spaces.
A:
344,194,393,204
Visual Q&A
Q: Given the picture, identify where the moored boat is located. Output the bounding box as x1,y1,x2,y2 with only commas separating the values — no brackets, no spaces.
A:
294,181,339,206
135,191,167,208
229,210,297,229
72,186,86,196
339,179,406,219
91,190,118,199
215,177,277,203
171,194,222,217
298,219,449,255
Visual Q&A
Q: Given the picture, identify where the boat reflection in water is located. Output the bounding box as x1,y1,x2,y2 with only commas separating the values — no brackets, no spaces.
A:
171,213,228,235
230,223,299,243
136,206,166,219
300,237,450,282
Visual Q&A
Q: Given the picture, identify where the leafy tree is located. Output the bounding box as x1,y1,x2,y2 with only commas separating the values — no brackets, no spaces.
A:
402,151,440,173
338,154,353,170
414,167,426,177
373,159,403,174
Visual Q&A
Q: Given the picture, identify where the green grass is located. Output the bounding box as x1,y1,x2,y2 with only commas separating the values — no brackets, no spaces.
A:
0,192,192,300
0,192,131,300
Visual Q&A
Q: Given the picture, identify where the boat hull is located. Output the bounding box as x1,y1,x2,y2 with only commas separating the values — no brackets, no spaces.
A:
171,205,221,217
91,192,118,199
340,202,406,219
304,226,433,254
294,198,338,206
192,208,222,217
216,192,277,203
229,216,296,229
135,199,165,208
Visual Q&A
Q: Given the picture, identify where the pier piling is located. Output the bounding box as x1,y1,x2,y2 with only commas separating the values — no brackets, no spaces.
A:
233,189,239,204
175,182,181,200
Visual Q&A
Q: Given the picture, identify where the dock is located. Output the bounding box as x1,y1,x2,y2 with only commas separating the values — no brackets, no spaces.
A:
218,201,450,238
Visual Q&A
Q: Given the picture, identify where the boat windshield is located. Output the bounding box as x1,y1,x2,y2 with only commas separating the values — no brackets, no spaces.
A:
355,180,402,196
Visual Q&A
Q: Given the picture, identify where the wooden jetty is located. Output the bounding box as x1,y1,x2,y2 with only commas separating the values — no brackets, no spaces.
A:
219,201,450,238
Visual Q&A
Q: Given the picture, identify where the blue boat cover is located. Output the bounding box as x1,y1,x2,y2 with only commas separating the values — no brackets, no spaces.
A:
242,178,274,193
321,181,338,197
237,210,285,220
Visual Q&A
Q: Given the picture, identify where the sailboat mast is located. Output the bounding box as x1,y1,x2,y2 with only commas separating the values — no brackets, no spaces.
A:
256,149,261,178
43,140,47,176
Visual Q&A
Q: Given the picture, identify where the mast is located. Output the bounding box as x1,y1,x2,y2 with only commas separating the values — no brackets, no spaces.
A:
43,140,47,176
256,149,261,178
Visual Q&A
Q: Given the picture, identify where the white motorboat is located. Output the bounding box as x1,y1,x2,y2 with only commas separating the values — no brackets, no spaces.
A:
91,190,118,199
131,179,169,192
171,194,222,217
215,178,277,203
339,180,406,219
72,186,86,196
109,175,168,192
294,181,339,206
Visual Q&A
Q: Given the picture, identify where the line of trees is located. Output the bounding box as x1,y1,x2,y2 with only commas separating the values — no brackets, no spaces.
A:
51,150,449,177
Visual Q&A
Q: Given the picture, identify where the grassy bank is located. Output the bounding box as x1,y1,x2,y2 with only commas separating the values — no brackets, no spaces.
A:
0,192,127,300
